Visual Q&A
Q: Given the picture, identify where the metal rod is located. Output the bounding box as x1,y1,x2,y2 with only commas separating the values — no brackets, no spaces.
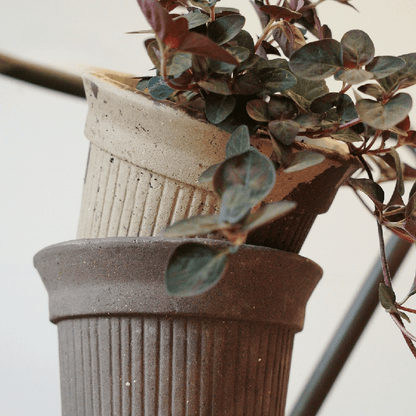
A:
289,234,412,416
0,52,85,98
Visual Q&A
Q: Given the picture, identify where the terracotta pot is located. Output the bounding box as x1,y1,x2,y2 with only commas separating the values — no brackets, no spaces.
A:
77,69,359,252
34,237,322,416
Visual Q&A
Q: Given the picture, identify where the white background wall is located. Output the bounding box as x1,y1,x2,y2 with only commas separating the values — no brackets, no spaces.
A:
1,1,416,415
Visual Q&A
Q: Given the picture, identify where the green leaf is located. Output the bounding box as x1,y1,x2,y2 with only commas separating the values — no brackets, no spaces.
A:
335,68,374,85
356,93,413,130
310,93,357,122
198,77,231,95
259,68,297,93
136,78,150,91
207,14,246,45
289,39,343,80
268,96,298,120
284,150,325,173
147,76,175,100
348,178,385,208
219,184,253,223
246,99,270,122
190,0,219,7
233,72,262,95
241,201,297,232
163,215,228,237
226,125,251,158
166,52,193,76
341,30,375,66
213,149,276,209
198,163,221,183
205,94,236,124
283,77,329,112
233,30,255,55
268,120,300,146
378,53,416,93
272,21,306,58
294,114,320,128
330,129,363,143
365,56,406,79
209,47,248,74
379,283,396,311
165,243,228,296
183,10,210,29
357,83,385,100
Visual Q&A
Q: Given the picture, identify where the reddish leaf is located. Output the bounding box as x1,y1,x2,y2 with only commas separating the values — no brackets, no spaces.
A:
260,5,302,21
178,32,238,65
137,0,188,47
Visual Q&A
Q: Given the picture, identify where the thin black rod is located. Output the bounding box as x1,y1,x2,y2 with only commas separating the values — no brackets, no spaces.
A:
0,52,85,98
290,234,412,416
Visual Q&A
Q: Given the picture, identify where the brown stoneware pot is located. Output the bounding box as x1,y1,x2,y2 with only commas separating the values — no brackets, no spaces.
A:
34,237,322,416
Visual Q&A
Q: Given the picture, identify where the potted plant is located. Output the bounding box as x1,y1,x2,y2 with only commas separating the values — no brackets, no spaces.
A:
35,0,416,414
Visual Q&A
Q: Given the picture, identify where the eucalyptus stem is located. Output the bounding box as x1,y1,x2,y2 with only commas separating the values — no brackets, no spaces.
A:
377,221,393,287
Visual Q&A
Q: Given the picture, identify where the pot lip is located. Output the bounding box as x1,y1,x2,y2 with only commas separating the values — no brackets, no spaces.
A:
34,235,320,267
34,236,323,329
83,68,360,168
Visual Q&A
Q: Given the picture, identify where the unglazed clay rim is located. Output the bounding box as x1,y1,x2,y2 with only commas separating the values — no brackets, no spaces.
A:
34,236,323,331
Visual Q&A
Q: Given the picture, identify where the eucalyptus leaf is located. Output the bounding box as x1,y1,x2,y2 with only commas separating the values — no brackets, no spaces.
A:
205,94,236,124
198,163,221,183
213,149,276,209
184,10,211,29
268,96,298,120
166,52,193,76
283,77,329,111
335,68,374,85
379,283,396,311
246,99,270,122
233,30,255,54
378,53,416,93
165,243,229,297
241,201,297,232
163,215,228,237
219,184,252,223
148,76,175,100
136,78,150,91
284,150,325,173
356,93,413,130
260,68,297,93
330,129,363,143
289,39,343,81
348,178,385,208
198,77,231,95
365,56,406,79
268,120,300,146
207,14,246,45
357,83,385,100
233,72,262,95
341,30,375,66
226,125,251,158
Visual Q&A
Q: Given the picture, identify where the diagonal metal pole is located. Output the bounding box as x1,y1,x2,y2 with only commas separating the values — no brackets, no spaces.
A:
0,52,85,98
289,234,412,416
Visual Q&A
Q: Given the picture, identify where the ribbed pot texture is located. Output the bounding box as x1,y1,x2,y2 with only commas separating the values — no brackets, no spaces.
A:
77,69,359,253
34,237,322,416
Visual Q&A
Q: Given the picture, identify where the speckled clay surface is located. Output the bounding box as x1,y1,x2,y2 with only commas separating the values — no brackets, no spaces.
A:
77,69,360,252
34,237,322,416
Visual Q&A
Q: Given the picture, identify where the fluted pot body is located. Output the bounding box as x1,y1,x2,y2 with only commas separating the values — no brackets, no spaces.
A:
77,69,359,253
34,237,322,416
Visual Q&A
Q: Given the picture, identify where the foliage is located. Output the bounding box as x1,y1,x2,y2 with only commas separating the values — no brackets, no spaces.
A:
135,0,416,357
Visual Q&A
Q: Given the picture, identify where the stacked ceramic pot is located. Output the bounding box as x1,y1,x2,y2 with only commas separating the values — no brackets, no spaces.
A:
34,69,359,415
